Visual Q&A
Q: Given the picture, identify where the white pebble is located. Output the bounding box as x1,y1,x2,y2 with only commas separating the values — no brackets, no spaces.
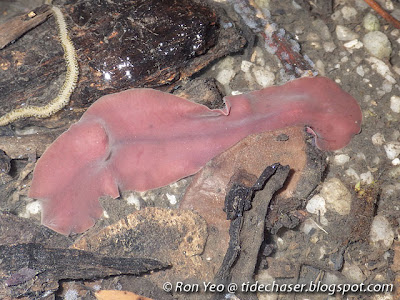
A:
386,0,394,10
390,95,400,113
19,201,42,218
166,193,177,205
315,60,325,75
370,215,394,249
371,133,385,145
216,69,235,86
320,178,352,215
215,57,236,87
341,6,358,20
252,66,275,87
372,156,380,165
356,152,366,160
126,193,141,210
306,195,326,215
392,130,400,140
366,57,396,83
323,41,336,52
363,12,380,31
241,60,253,73
360,171,374,184
312,19,331,40
65,290,79,300
302,218,319,235
26,201,41,214
363,31,392,59
382,81,393,93
336,25,359,41
384,141,400,160
388,166,400,177
334,154,350,165
345,168,360,181
356,65,365,76
344,39,363,49
392,158,400,165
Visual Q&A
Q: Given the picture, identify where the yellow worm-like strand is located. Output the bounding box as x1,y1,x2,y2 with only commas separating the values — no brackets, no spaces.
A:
0,6,79,126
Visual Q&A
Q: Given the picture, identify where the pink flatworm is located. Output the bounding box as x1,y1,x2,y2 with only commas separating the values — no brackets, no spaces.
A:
29,76,362,235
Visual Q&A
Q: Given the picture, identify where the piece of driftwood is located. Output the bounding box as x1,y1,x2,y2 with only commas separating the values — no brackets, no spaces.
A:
0,5,52,49
214,163,290,300
0,0,245,129
0,243,168,298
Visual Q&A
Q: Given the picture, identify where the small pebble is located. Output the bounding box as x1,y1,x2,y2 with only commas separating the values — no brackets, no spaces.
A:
302,218,320,235
388,166,400,177
166,193,177,205
331,10,342,22
315,60,325,75
392,158,400,165
344,39,363,49
65,289,79,300
341,6,358,20
384,141,400,160
241,60,253,73
342,262,366,282
367,57,396,83
312,19,331,40
320,178,352,215
356,152,366,160
19,201,42,219
252,66,275,87
363,31,392,59
335,25,359,41
363,12,380,31
385,0,394,10
392,130,400,140
390,95,400,113
126,193,141,210
323,41,336,52
306,195,326,215
216,69,235,86
391,29,400,37
334,154,350,165
356,65,365,76
345,168,360,181
370,215,394,249
371,133,385,145
215,57,236,87
382,80,393,93
360,171,374,184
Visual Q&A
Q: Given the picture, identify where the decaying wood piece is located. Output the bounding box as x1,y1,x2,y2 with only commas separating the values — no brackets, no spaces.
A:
0,0,245,129
71,208,210,291
0,5,52,49
214,164,290,300
0,243,168,298
0,212,71,248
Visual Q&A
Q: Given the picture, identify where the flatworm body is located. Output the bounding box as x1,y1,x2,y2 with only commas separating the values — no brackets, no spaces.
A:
29,76,362,235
